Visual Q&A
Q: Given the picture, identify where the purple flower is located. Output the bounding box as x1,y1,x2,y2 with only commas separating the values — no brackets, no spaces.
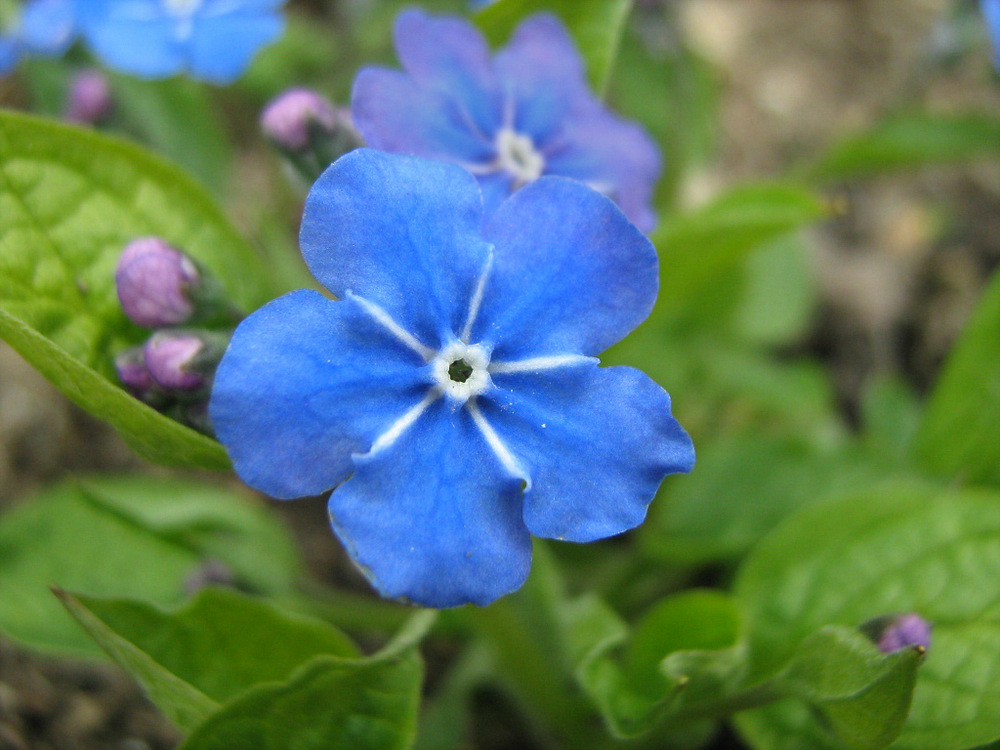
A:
209,149,693,608
875,614,932,653
351,10,661,232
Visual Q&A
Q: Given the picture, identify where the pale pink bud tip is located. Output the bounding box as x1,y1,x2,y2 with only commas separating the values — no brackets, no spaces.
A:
260,87,338,151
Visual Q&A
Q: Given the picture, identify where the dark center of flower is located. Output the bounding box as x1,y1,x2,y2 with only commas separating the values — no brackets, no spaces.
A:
448,358,475,383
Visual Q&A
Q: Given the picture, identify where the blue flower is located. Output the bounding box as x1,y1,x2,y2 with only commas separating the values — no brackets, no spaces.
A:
77,0,285,84
351,10,661,233
984,0,1000,69
209,149,693,608
0,0,77,76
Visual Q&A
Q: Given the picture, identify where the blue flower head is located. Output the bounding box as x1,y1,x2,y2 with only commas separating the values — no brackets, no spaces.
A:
983,0,1000,69
0,0,76,76
210,149,694,608
77,0,285,83
351,10,661,232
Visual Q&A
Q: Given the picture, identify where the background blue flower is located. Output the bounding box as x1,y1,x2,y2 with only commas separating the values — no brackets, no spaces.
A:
210,149,693,608
77,0,285,84
351,10,661,232
983,0,1000,69
0,0,76,76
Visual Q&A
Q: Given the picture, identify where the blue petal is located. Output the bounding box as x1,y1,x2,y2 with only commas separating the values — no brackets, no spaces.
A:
189,11,283,83
473,176,658,360
476,172,515,222
351,67,494,164
985,0,1000,68
393,9,501,138
545,106,661,233
209,289,433,500
300,149,492,349
329,398,532,608
0,38,19,75
483,361,694,542
19,0,76,55
494,14,590,143
80,2,185,79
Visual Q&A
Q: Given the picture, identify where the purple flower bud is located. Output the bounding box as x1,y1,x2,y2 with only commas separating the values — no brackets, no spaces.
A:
64,69,112,125
115,345,168,407
116,237,200,328
261,88,339,152
144,332,208,391
184,559,237,595
862,613,932,654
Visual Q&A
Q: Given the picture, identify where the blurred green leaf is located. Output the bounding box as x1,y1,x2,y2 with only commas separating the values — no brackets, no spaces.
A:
109,75,232,194
804,113,1000,183
0,111,270,467
179,611,434,750
736,481,1000,750
58,591,431,750
775,626,921,750
67,588,357,704
648,183,828,327
0,476,299,654
475,0,633,94
641,437,881,566
859,375,922,464
913,268,1000,486
56,589,220,731
735,235,816,347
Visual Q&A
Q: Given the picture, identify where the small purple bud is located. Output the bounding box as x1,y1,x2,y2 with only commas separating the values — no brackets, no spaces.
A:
116,238,200,328
144,332,208,391
64,69,112,125
862,613,932,654
260,88,338,152
184,559,237,595
115,345,156,394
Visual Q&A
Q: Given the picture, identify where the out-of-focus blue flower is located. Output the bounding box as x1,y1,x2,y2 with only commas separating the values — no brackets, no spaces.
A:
0,0,76,75
210,149,694,608
77,0,285,84
352,10,661,232
983,0,1000,68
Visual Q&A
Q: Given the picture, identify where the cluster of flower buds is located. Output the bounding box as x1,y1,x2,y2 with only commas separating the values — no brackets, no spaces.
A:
861,613,932,654
260,87,364,185
113,237,241,435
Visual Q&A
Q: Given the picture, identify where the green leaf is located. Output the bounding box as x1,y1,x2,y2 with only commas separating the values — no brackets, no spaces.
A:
56,589,220,732
736,481,1000,750
641,437,882,565
109,75,232,195
475,0,633,95
0,476,299,654
59,587,431,747
735,235,816,347
0,111,270,468
569,590,743,738
913,268,1000,486
68,588,358,704
180,611,434,750
804,113,1000,183
647,183,828,327
776,626,921,750
180,650,424,750
78,475,301,595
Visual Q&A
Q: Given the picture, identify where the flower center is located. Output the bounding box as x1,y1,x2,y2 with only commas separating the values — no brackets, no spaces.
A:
495,128,544,187
432,342,490,403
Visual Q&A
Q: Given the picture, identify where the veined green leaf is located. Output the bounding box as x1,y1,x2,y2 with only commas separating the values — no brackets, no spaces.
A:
0,111,270,467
